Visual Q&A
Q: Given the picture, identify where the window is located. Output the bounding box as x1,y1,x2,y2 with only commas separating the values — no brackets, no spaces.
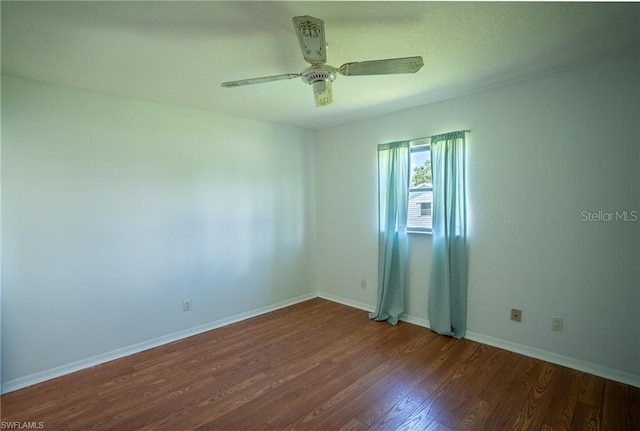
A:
419,202,432,217
408,139,432,233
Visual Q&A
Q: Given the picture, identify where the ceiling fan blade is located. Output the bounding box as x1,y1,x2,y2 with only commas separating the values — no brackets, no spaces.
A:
221,73,301,88
292,15,327,65
337,56,424,76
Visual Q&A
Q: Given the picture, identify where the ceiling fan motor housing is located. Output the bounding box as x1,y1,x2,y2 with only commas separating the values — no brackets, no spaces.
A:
302,65,337,107
301,65,337,85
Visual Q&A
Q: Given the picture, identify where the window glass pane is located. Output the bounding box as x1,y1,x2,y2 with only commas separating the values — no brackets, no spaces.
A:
406,142,433,232
410,148,432,188
408,190,433,230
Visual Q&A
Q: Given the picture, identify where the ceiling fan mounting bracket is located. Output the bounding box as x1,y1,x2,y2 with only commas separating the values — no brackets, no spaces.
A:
301,65,337,85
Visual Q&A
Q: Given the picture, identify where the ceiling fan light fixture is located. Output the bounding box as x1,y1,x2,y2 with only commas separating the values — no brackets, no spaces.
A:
313,79,333,107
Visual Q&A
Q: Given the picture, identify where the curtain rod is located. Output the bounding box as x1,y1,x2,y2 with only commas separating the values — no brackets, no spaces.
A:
411,130,471,142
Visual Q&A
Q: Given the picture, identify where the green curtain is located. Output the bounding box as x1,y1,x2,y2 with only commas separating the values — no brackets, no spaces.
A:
429,131,468,338
370,141,410,325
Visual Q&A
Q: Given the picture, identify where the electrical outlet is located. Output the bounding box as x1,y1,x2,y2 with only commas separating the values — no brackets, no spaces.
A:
552,317,563,332
183,299,192,312
510,308,522,322
360,278,367,289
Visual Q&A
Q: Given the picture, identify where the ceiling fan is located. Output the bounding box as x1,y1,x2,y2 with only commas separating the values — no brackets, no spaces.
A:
221,15,424,107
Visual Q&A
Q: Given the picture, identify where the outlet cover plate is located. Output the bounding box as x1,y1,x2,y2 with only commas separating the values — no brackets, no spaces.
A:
183,299,192,312
552,317,563,332
511,308,522,322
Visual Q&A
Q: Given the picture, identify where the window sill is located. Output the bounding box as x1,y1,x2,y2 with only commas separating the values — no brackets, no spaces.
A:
407,229,432,235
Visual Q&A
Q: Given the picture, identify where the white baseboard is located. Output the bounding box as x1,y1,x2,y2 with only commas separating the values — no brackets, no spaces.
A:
0,292,316,395
317,292,375,313
398,314,431,328
3,291,638,393
317,291,431,328
317,291,639,388
464,331,640,388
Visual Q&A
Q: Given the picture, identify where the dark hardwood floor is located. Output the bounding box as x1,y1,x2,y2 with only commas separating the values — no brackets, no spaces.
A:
1,298,638,430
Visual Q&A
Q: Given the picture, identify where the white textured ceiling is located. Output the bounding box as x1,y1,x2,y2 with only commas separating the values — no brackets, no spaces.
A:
2,1,639,130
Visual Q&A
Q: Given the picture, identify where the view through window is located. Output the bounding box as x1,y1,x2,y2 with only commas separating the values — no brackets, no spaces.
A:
408,139,432,233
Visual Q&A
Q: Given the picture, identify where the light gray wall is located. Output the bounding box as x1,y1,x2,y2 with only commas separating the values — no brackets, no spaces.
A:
315,53,640,381
1,76,316,384
2,53,638,389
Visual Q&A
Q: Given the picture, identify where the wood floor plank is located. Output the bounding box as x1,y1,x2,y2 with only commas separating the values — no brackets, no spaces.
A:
367,397,421,431
404,338,478,407
1,298,636,430
265,353,388,430
601,380,632,431
511,362,559,430
285,329,453,430
280,353,410,430
540,367,581,431
430,343,497,428
354,331,453,426
452,398,492,431
577,371,605,407
395,405,440,431
631,384,640,431
570,401,601,431
392,341,484,430
194,361,343,430
474,354,544,430
338,417,369,431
